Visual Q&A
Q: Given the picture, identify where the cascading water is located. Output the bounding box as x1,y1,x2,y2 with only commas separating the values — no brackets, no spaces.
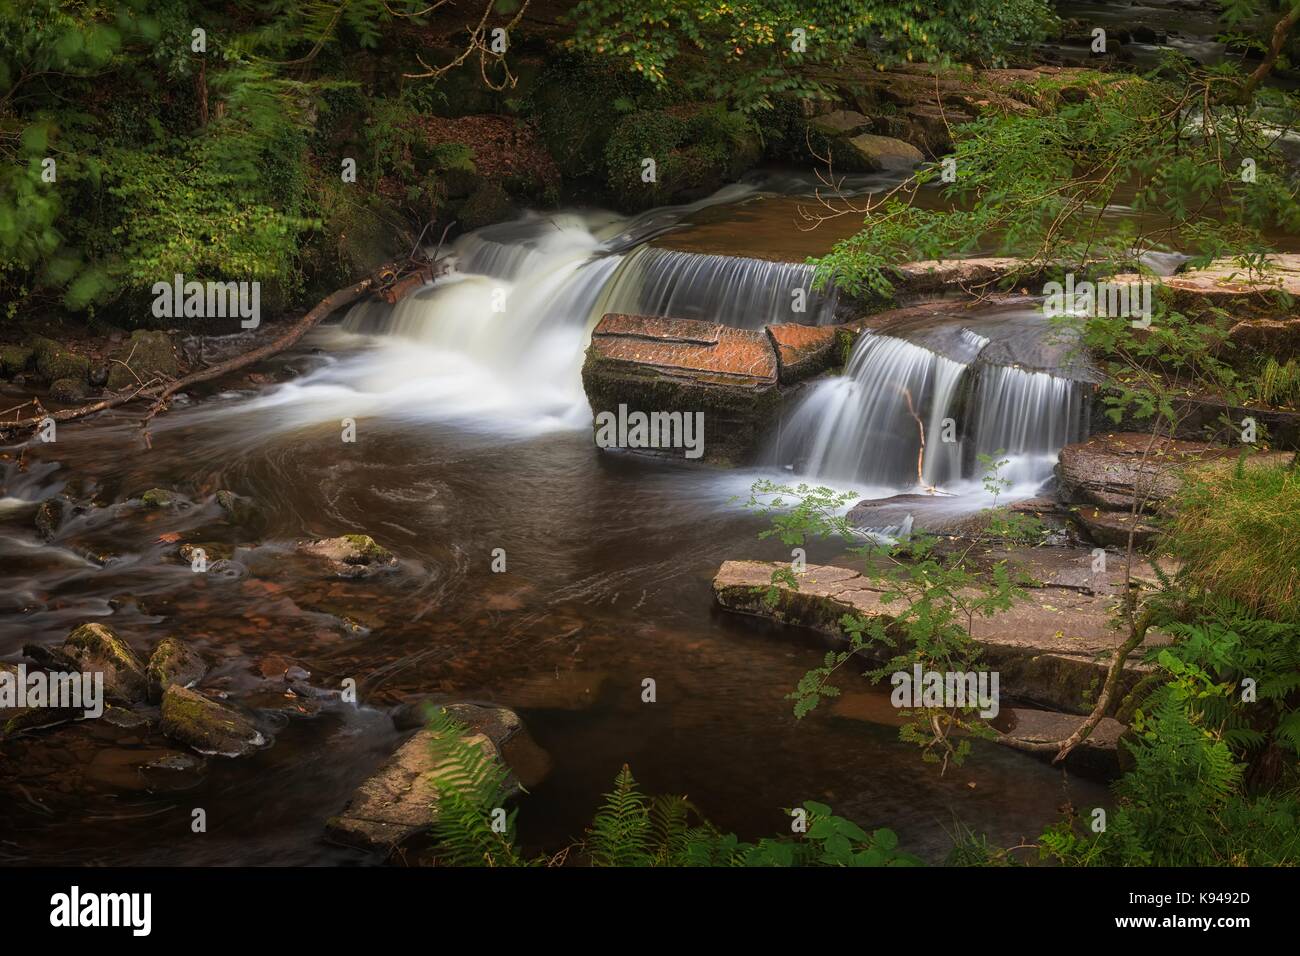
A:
323,190,845,432
596,245,838,328
769,307,1090,497
770,336,971,492
971,364,1090,487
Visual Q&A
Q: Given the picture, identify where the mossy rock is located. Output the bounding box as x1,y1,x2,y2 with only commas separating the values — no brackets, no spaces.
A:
297,533,398,578
35,348,90,384
0,345,33,376
106,330,178,390
60,622,148,703
160,684,264,757
49,377,88,403
457,181,513,230
140,487,182,509
214,489,263,530
178,542,235,566
146,637,208,703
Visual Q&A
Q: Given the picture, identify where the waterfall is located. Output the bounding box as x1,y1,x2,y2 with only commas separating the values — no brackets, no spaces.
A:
770,326,1088,494
971,364,1089,487
597,246,838,329
770,336,970,489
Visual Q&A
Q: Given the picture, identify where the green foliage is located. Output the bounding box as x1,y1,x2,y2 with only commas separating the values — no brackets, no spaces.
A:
601,104,758,208
585,769,922,866
746,480,1023,769
1252,356,1300,408
813,66,1300,299
566,0,1056,110
422,711,922,866
1168,462,1300,624
1040,682,1300,866
424,706,528,867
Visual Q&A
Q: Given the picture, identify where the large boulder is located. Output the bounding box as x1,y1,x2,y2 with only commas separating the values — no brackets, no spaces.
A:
106,330,178,390
713,558,1158,714
582,313,836,464
840,133,925,172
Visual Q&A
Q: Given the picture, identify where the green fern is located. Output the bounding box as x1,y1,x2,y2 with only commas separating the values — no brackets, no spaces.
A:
424,707,531,867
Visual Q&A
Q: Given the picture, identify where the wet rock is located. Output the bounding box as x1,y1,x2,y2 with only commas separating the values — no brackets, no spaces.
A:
34,497,65,539
204,558,248,581
146,637,207,703
582,313,786,465
325,702,549,854
1073,506,1162,550
101,704,153,730
30,337,89,383
106,330,178,390
766,324,839,384
256,655,311,683
297,534,398,578
809,109,870,136
713,559,1158,715
842,133,924,172
0,345,34,377
160,684,265,757
1056,432,1291,547
0,662,81,737
214,489,261,527
88,364,109,388
26,622,149,704
177,542,234,566
48,377,87,403
996,708,1126,774
139,487,183,509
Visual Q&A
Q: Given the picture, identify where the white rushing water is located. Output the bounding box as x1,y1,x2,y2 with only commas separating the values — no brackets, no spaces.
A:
769,323,1088,497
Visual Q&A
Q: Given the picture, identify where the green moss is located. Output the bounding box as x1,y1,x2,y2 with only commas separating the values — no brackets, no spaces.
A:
140,488,177,508
342,533,392,561
0,345,33,375
35,348,89,383
106,330,177,390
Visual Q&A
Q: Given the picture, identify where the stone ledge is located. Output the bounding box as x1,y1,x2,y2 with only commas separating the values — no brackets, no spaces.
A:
713,558,1162,715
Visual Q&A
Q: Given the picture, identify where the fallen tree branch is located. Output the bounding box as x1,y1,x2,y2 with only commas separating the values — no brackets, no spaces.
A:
1,253,445,436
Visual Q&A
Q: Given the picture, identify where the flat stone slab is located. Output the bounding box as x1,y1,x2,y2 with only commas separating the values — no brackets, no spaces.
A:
713,559,1165,714
589,313,777,386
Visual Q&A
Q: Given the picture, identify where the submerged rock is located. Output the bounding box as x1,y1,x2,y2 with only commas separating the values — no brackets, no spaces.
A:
34,497,65,540
214,489,261,528
325,702,551,854
160,685,264,757
146,637,207,703
297,534,398,578
0,662,81,737
139,487,184,509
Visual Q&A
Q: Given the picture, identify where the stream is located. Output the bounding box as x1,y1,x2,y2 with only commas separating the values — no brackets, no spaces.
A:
0,173,1110,866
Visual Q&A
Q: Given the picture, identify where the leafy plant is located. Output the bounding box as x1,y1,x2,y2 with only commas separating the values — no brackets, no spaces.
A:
421,709,922,866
